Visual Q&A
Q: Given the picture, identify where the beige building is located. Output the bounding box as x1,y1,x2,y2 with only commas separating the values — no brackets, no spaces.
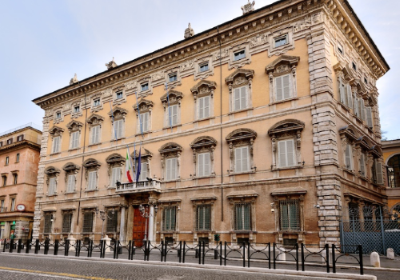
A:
32,0,389,246
0,124,42,241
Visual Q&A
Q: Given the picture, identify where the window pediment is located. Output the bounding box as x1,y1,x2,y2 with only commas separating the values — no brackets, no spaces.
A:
339,125,358,142
66,120,83,132
133,99,154,113
333,61,355,82
160,90,183,106
226,128,257,143
108,107,127,120
265,55,300,75
190,136,217,149
83,158,101,169
190,80,217,98
268,119,305,137
369,145,382,157
49,126,64,137
356,136,371,150
159,142,182,154
225,69,254,86
132,148,153,159
87,114,104,126
45,166,61,175
63,162,80,172
106,153,124,165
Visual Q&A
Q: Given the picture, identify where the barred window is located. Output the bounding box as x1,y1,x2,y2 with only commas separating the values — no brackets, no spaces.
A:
83,212,94,233
106,210,118,232
44,213,52,234
235,203,251,231
162,207,176,231
196,205,211,231
62,213,72,233
279,199,300,231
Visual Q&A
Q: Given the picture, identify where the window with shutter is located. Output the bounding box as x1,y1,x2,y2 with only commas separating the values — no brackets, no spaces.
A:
166,158,178,181
198,96,210,119
354,98,359,117
168,105,179,126
339,80,346,105
48,177,56,195
140,112,149,132
197,153,211,177
235,203,251,231
361,99,366,121
233,86,248,111
279,199,300,231
91,125,100,144
278,140,295,168
106,211,118,232
111,167,121,187
70,131,79,149
358,98,363,118
83,212,94,233
139,162,148,181
275,75,291,102
345,144,353,170
66,174,75,193
347,85,353,108
235,147,249,173
114,119,124,139
62,213,72,233
196,205,211,231
163,207,176,231
360,153,366,177
366,107,373,128
52,137,60,153
88,171,97,190
376,161,384,185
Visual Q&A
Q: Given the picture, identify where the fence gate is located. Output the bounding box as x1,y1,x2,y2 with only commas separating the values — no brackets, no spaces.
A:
340,205,400,255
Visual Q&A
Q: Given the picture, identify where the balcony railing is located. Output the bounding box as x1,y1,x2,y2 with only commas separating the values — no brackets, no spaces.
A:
115,179,161,194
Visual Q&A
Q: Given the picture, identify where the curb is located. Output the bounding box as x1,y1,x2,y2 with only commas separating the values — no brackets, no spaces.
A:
1,253,377,280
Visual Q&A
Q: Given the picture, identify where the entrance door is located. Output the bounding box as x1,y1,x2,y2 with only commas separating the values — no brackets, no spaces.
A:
132,207,146,247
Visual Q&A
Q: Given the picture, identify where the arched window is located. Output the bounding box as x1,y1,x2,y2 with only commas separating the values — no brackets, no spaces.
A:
388,154,400,188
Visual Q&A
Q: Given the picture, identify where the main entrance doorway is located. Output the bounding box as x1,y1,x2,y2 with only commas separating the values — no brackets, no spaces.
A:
132,207,146,247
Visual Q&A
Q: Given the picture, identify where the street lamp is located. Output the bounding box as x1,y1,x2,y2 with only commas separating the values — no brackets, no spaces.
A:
139,204,158,241
97,208,115,239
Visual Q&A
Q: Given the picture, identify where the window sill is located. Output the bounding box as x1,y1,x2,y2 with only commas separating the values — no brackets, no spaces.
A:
135,131,152,137
68,148,81,152
228,107,253,115
50,152,61,156
88,143,102,147
163,179,181,183
231,230,255,234
228,170,255,176
339,102,350,111
85,189,98,192
111,137,126,142
270,97,298,106
344,168,355,175
64,191,77,195
163,124,182,130
47,194,58,197
273,165,303,171
195,230,214,234
278,230,303,234
193,117,215,123
193,174,216,179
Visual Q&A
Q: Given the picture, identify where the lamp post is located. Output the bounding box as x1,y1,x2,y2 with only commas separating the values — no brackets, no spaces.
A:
97,208,115,239
139,204,158,241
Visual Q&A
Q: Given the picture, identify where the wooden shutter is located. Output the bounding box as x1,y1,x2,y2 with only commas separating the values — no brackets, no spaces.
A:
354,98,359,117
49,177,56,195
116,120,124,139
235,204,243,230
166,158,177,180
71,131,79,149
286,140,295,167
198,153,211,177
235,148,242,172
172,105,178,125
358,98,363,118
199,97,204,119
111,167,119,187
88,171,97,190
204,152,210,176
278,141,287,168
282,75,291,99
204,96,210,118
345,144,352,170
240,86,247,109
52,137,60,153
276,76,283,101
376,161,384,185
198,153,204,176
339,80,346,104
288,200,300,230
347,85,353,108
361,99,366,121
241,147,249,172
67,174,75,193
366,107,373,128
360,153,366,176
243,203,251,230
234,88,241,110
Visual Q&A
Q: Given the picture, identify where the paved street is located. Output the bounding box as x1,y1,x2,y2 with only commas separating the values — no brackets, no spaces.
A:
0,253,398,280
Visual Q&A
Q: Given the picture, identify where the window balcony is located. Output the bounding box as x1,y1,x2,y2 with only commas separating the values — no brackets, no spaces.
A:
115,179,161,194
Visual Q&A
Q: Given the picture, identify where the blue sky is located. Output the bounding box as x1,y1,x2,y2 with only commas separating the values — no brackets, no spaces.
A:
0,0,398,139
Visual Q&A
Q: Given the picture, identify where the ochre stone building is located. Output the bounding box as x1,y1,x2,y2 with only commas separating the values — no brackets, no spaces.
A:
382,139,400,214
32,0,389,246
0,124,42,241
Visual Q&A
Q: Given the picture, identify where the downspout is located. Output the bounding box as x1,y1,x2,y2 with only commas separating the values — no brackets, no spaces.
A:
217,27,224,222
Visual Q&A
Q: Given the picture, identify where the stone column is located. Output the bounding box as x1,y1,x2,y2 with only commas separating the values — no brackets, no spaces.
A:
148,205,155,242
119,207,126,242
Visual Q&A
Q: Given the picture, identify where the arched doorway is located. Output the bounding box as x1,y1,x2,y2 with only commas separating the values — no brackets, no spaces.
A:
387,154,400,188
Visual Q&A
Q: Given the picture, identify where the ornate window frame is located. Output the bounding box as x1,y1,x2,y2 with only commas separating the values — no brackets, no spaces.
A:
53,107,64,124
268,119,305,170
190,80,216,121
108,107,128,140
225,69,254,114
87,114,104,145
91,93,103,113
267,28,294,57
190,136,217,178
159,143,182,181
131,148,153,181
112,84,127,106
160,90,183,128
339,125,359,173
83,158,101,191
226,128,257,175
191,196,217,240
66,120,83,151
49,126,64,154
266,55,300,104
165,66,181,89
138,76,153,98
106,153,124,188
228,42,251,70
44,166,61,196
71,100,83,119
133,99,154,135
158,199,181,238
63,162,80,193
194,55,214,80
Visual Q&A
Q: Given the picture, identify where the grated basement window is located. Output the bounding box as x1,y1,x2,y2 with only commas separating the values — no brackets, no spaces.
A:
279,199,300,231
235,203,251,231
163,207,176,231
62,213,72,233
83,212,94,233
44,213,52,234
106,210,118,232
196,205,211,231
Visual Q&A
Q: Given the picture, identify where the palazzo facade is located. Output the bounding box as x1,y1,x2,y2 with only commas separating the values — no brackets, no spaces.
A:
32,0,389,246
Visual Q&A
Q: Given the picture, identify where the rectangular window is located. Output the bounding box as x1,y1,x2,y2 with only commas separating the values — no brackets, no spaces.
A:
83,212,94,233
198,96,210,119
106,210,118,232
139,112,150,133
0,200,4,212
199,63,209,72
360,99,366,121
364,77,368,84
66,174,75,193
7,139,13,145
275,74,291,101
235,203,251,231
196,205,211,231
352,62,357,71
56,112,61,119
360,153,366,177
233,86,248,111
17,135,24,141
165,157,178,181
13,174,17,185
93,99,100,107
197,152,211,177
10,198,15,212
48,177,56,195
5,157,9,165
2,176,6,187
275,36,287,47
52,136,61,153
16,153,20,163
365,107,373,129
0,142,2,147
88,171,97,190
235,146,250,173
280,199,300,231
110,167,121,187
372,159,384,185
278,139,296,168
44,213,52,233
162,206,176,231
91,125,101,145
141,83,149,92
113,119,124,139
139,162,148,181
62,213,72,233
345,144,353,170
70,131,80,149
169,74,177,82
337,43,344,55
74,106,80,113
116,91,123,99
168,105,178,126
234,50,246,61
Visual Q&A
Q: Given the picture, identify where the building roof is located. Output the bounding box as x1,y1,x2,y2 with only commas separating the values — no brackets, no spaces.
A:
32,0,389,106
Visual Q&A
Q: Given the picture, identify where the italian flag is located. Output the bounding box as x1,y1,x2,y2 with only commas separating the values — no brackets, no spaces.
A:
126,150,133,183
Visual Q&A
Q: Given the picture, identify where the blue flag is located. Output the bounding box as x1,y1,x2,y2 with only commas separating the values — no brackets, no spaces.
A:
136,149,142,182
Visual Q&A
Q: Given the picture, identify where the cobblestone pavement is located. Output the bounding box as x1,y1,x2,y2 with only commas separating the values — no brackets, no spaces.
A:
0,253,398,280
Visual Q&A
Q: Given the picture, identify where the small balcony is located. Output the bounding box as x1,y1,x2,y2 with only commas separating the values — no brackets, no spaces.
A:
115,179,161,194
